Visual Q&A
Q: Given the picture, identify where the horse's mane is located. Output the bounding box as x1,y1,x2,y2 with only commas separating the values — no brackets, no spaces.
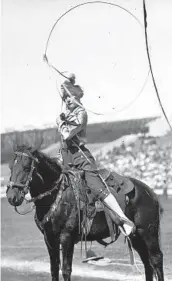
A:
16,145,62,176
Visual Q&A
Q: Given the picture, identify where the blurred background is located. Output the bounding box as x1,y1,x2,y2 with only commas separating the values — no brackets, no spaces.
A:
1,116,172,197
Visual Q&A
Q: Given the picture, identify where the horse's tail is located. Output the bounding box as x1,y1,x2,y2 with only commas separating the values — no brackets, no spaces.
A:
130,177,164,279
159,203,164,217
130,177,164,219
149,186,164,218
131,177,164,245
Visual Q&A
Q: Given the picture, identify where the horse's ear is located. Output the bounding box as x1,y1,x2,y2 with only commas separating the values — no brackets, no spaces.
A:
14,132,23,151
13,141,17,152
31,137,43,153
35,135,43,151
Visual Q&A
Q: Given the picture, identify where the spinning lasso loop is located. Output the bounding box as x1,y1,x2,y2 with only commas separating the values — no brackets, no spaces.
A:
43,0,150,116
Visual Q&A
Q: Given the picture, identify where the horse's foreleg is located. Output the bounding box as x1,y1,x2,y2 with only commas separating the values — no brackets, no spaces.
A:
44,231,60,281
131,233,154,281
60,233,74,281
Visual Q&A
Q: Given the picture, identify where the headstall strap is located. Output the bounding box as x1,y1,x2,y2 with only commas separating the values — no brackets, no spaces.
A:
11,152,65,218
8,151,38,199
25,160,35,189
15,151,39,163
12,151,39,192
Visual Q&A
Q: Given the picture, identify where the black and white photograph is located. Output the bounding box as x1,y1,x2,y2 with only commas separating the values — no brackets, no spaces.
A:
1,0,172,280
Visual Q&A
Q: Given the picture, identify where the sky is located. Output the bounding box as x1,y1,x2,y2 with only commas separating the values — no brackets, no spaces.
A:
1,0,172,133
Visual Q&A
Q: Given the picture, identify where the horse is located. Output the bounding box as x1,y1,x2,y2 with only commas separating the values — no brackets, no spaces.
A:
6,145,164,281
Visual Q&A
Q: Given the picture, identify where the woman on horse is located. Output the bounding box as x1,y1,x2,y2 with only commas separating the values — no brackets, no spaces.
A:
56,72,135,236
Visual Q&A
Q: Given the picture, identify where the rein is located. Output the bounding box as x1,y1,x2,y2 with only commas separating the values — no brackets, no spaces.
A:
8,151,40,191
26,173,64,204
9,151,63,216
14,200,35,216
14,175,63,215
14,173,64,216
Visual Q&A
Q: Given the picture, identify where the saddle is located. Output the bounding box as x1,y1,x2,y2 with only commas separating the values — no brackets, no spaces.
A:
65,167,134,245
99,168,134,195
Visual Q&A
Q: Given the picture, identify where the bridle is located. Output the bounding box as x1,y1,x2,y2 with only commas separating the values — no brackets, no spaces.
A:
7,151,43,215
7,152,41,196
7,151,63,215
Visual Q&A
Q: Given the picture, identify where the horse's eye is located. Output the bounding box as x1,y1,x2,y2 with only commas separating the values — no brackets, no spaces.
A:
24,167,30,172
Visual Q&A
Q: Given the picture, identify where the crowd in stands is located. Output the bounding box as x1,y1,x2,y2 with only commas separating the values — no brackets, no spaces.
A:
96,135,172,190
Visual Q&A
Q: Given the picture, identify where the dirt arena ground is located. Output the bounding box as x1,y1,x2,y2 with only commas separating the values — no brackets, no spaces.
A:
1,197,172,281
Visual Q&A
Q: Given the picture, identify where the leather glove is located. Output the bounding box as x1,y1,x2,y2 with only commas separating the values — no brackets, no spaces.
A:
60,113,66,121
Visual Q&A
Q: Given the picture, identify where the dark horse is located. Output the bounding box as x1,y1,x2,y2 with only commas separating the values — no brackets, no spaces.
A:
6,145,164,281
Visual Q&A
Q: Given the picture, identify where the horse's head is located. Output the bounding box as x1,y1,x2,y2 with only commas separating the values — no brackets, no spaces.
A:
6,145,40,207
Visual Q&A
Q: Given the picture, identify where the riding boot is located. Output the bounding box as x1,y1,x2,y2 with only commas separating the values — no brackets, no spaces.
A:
103,193,135,236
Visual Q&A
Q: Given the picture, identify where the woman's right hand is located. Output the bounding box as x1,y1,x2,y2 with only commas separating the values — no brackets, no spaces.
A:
60,113,66,121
